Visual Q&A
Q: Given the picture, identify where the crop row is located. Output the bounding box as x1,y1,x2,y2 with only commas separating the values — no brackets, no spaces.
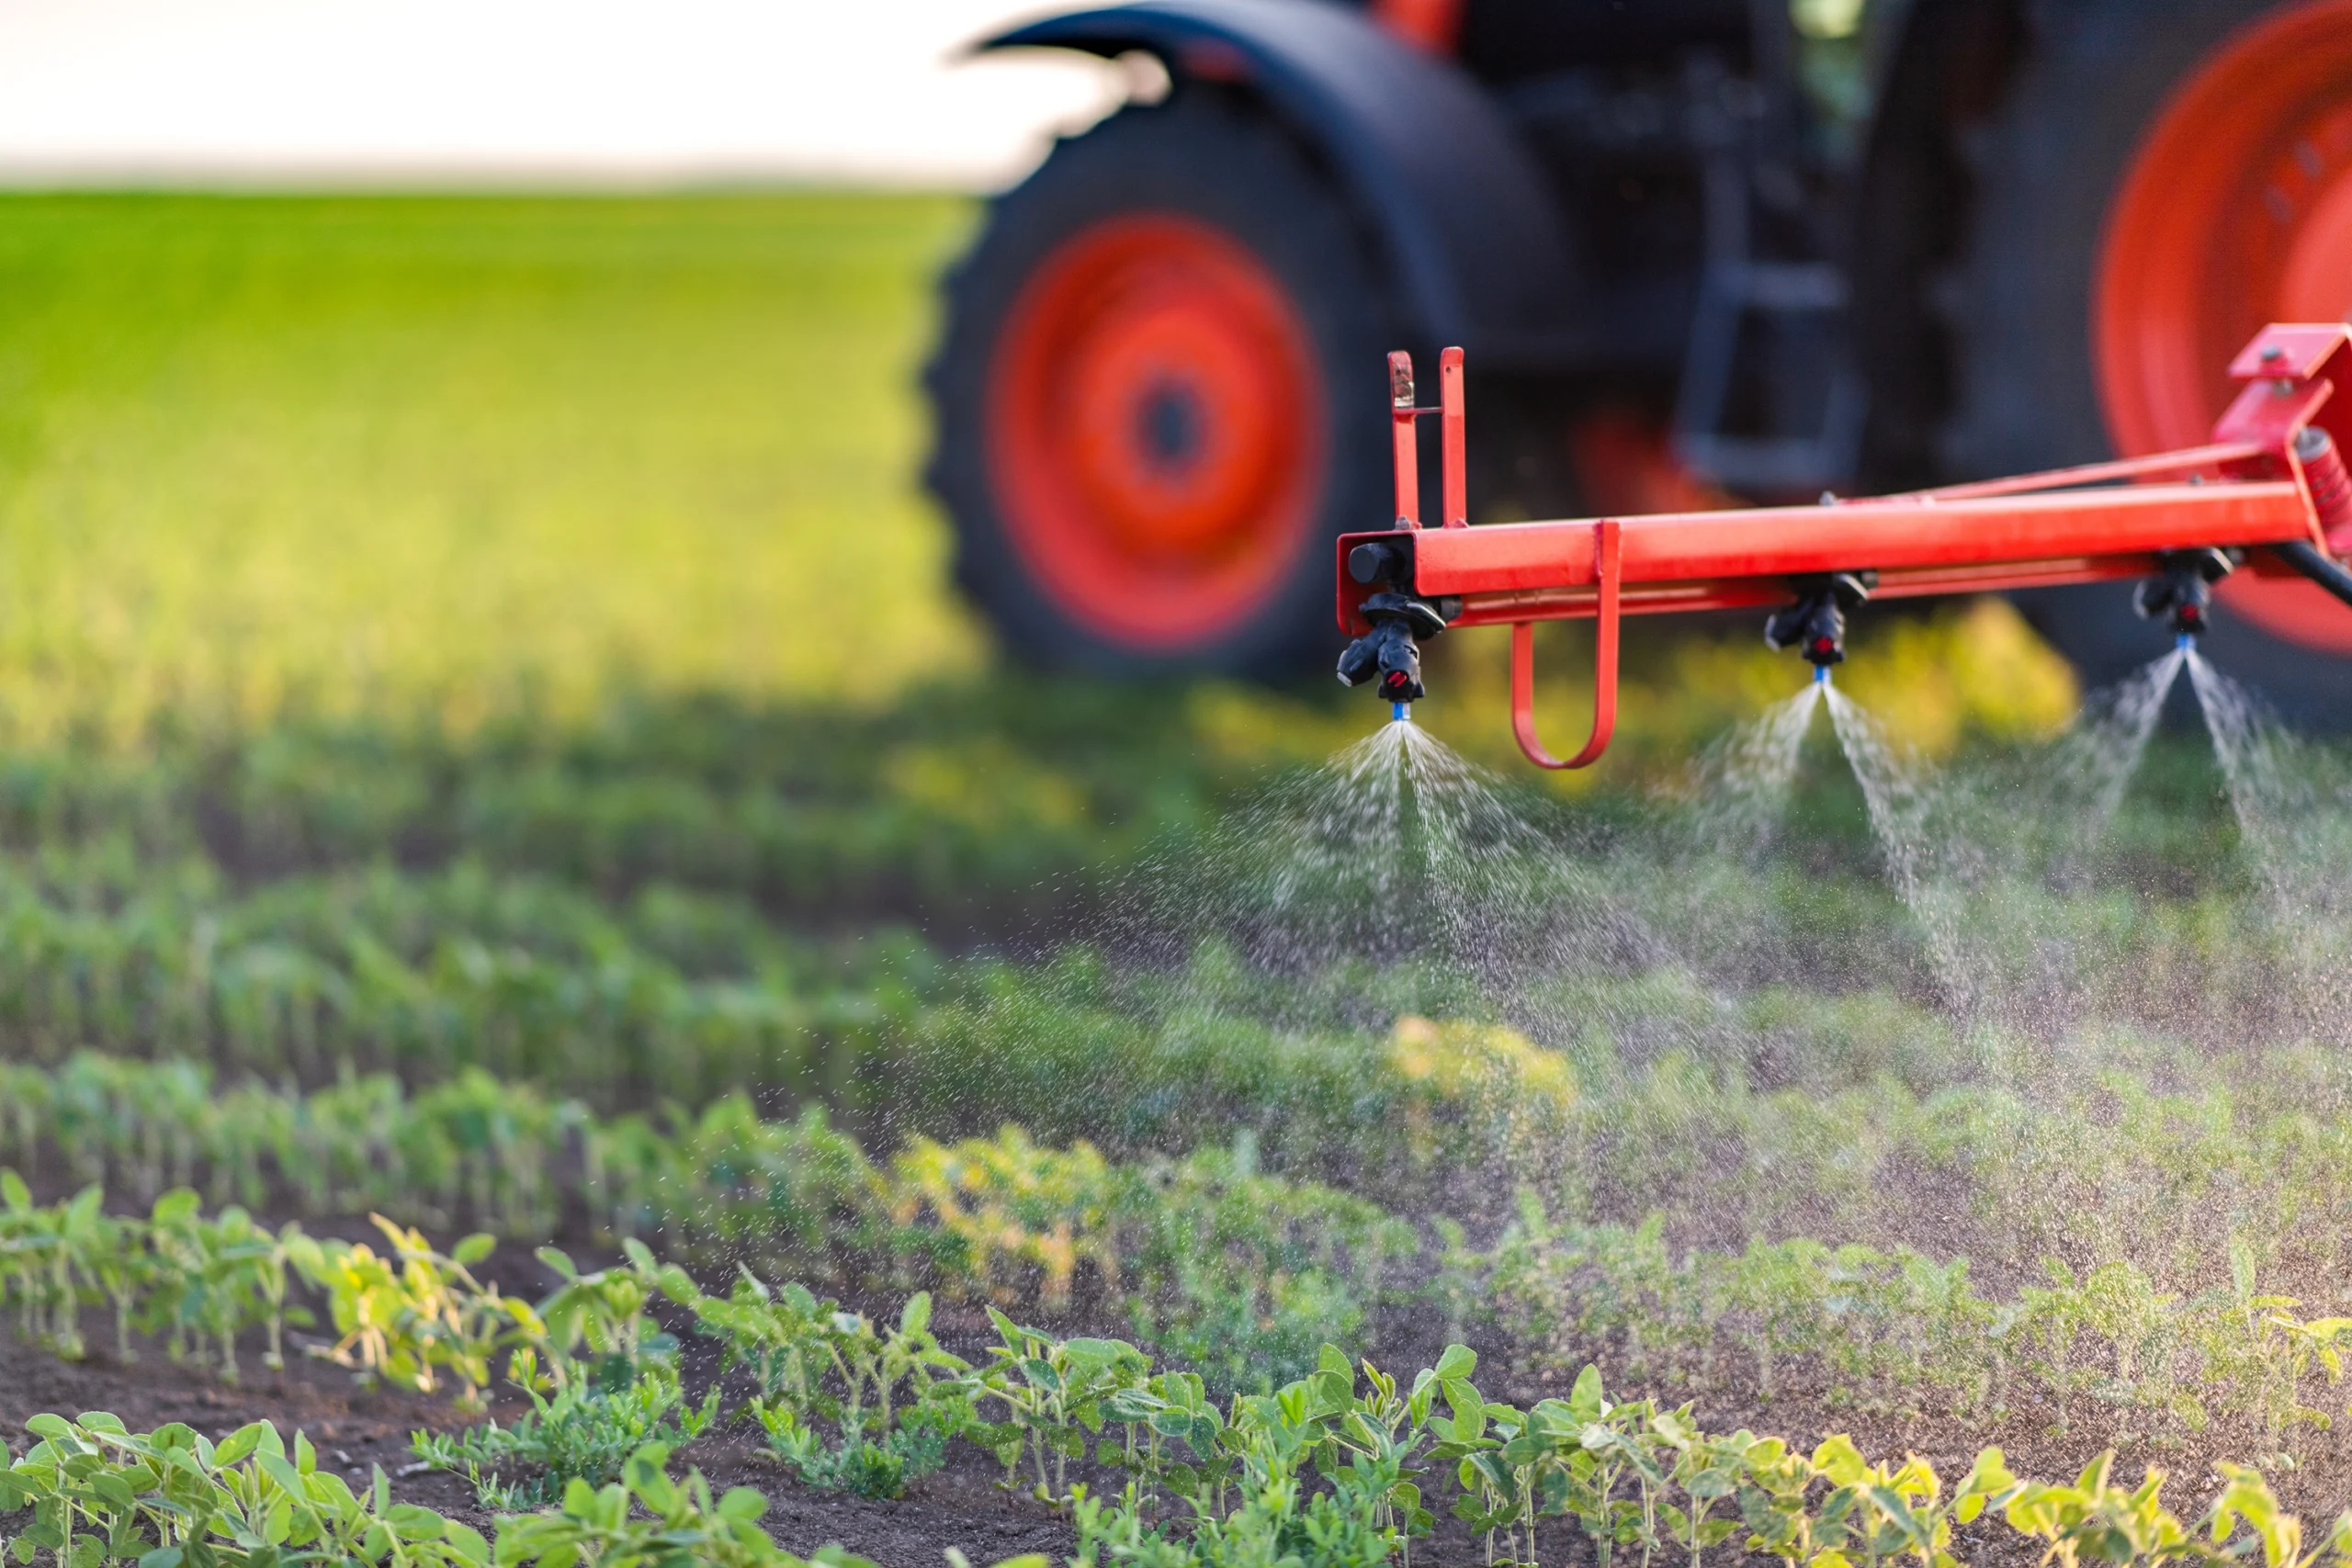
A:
1542,1032,2352,1306
0,824,2336,1318
0,844,1594,1134
12,1051,2352,1462
0,728,2324,1269
0,836,2159,1227
0,687,1272,926
12,1273,2350,1568
6,1418,892,1568
1463,1198,2352,1463
0,1062,1417,1390
0,852,942,1108
821,1314,2346,1568
0,661,2222,930
403,1261,2352,1568
0,944,1599,1203
0,1177,2340,1568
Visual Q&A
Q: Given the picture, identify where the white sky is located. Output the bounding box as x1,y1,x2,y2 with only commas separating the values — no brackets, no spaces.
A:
0,0,1125,190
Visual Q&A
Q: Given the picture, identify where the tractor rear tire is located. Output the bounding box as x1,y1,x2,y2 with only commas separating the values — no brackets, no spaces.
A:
1949,0,2352,721
924,89,1400,679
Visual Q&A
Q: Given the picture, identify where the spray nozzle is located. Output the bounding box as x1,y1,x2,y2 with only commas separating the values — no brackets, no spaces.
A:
2135,548,2236,640
1766,571,1876,670
1338,592,1456,706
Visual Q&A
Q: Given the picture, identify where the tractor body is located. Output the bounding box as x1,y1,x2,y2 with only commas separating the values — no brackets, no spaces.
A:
925,0,2352,718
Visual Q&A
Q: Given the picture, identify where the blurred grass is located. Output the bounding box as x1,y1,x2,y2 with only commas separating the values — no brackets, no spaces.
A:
0,192,982,740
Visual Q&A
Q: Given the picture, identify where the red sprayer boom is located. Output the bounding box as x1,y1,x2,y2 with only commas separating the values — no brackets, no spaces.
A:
1336,327,2352,768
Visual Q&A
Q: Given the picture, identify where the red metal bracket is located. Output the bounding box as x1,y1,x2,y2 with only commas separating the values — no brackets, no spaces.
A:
1440,346,1466,528
1387,346,1472,530
1348,323,2352,772
1511,520,1621,769
1388,351,1419,527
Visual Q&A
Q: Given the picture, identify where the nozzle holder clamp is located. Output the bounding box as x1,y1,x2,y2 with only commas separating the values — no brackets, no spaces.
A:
1337,591,1455,704
2135,547,2236,638
1766,571,1877,668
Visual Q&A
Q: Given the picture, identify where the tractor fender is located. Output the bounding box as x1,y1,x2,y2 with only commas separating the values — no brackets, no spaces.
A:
980,0,1589,372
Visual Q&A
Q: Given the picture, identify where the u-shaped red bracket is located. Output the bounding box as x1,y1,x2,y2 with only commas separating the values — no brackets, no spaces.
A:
1511,518,1622,770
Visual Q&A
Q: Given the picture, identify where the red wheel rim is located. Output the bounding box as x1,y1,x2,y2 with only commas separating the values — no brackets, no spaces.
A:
2097,0,2352,651
986,214,1325,650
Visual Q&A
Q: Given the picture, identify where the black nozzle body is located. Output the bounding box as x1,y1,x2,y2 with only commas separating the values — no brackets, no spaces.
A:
1348,539,1411,586
1766,571,1875,668
1338,592,1453,705
2135,548,2235,637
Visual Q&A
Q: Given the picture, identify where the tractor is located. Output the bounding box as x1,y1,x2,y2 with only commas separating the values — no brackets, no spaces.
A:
923,0,2352,720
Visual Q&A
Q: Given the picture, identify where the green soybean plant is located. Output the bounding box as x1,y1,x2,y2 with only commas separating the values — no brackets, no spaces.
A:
0,1412,491,1568
492,1441,910,1568
0,1411,1025,1568
1802,1435,2016,1568
707,1278,978,1502
532,1238,697,1388
974,1309,1153,1506
413,1354,722,1509
287,1215,541,1412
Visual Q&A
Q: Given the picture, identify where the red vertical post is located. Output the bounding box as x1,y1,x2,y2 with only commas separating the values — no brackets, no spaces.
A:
1440,346,1466,528
1388,351,1420,528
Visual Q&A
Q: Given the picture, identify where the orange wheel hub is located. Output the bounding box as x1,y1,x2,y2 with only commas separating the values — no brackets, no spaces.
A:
987,214,1324,649
2098,0,2352,650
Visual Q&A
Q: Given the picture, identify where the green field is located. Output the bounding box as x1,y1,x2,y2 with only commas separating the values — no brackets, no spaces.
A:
0,193,985,737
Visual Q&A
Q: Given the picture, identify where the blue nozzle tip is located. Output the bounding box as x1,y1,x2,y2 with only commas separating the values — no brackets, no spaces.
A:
1813,664,1831,686
2176,632,2195,653
1391,701,1410,723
